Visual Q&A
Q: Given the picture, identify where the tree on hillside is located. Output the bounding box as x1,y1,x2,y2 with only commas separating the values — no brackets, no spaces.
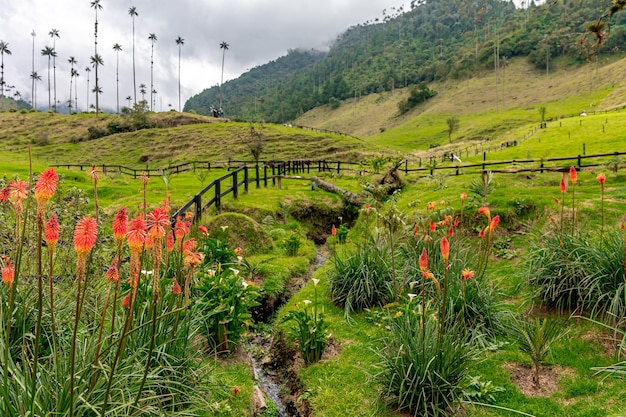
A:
30,31,36,107
538,106,546,123
30,71,42,109
126,95,132,109
148,33,157,111
113,43,122,113
446,116,460,143
0,40,11,99
219,41,229,112
91,0,102,118
176,36,184,112
49,29,60,112
41,46,56,111
129,6,139,104
68,56,76,113
72,68,79,112
588,0,626,44
139,83,147,102
84,66,91,110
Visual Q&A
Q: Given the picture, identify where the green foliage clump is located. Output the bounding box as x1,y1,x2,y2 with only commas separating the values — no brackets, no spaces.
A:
195,266,260,353
329,241,392,316
206,213,274,255
377,306,474,417
280,233,301,256
397,83,437,114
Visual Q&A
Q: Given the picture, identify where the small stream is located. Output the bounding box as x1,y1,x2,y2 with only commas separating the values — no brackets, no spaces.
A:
248,249,328,416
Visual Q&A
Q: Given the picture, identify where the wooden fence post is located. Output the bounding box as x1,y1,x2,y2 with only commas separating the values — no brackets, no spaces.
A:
215,180,221,212
233,170,239,199
577,155,582,167
264,165,268,187
244,167,249,194
272,165,276,186
194,194,202,221
255,164,260,188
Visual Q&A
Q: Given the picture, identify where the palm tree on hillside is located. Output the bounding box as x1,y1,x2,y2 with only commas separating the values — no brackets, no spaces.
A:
129,6,138,104
139,83,147,102
85,66,91,110
68,56,76,113
49,28,60,112
41,46,56,110
72,68,79,112
148,33,157,111
30,71,41,109
0,40,11,99
219,41,229,112
125,95,132,109
90,54,103,116
175,36,184,111
113,43,122,113
31,31,36,107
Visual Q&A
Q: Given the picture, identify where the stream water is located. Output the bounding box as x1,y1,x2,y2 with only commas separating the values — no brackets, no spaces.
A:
248,249,328,416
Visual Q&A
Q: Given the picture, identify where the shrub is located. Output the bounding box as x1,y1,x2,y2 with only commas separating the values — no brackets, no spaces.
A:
282,280,328,364
329,241,392,317
377,305,474,417
87,125,108,140
281,233,301,256
195,266,260,353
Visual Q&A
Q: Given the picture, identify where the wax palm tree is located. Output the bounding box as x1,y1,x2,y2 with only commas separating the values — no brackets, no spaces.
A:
72,69,79,112
175,36,184,111
68,56,76,113
125,95,132,109
90,54,103,116
49,29,60,112
31,30,36,107
13,90,21,101
129,6,138,104
139,83,147,102
219,41,229,112
41,46,56,110
151,89,157,110
30,71,41,109
85,66,91,110
113,43,122,113
0,40,11,99
148,33,157,111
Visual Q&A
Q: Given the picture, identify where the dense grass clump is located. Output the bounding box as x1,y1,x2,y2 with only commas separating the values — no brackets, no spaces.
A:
528,230,626,318
328,241,393,317
377,308,474,417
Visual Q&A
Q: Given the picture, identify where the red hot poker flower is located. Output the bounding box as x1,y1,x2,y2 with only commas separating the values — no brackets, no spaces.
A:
198,225,208,236
560,176,567,193
166,230,175,253
2,260,15,289
35,168,58,204
121,294,131,308
429,221,436,233
0,186,9,202
8,179,29,203
478,206,491,219
569,166,577,184
440,237,450,260
413,224,419,236
105,258,119,282
461,268,475,281
148,207,170,239
597,173,606,191
174,216,187,240
127,214,147,253
45,213,60,250
419,248,428,271
489,215,500,232
460,193,467,201
331,224,337,236
172,279,182,295
112,207,128,244
74,216,98,256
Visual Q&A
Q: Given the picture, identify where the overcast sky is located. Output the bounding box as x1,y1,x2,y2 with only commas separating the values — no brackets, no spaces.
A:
0,0,414,112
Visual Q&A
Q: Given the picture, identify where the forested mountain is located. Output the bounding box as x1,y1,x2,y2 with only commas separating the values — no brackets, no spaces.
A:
185,0,626,123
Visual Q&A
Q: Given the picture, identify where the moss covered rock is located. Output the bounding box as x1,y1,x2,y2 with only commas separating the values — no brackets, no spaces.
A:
205,212,274,255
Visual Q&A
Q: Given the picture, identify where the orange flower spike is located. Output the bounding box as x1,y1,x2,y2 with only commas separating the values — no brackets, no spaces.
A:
172,279,182,295
569,166,577,184
554,198,560,205
121,294,131,308
90,164,99,185
234,247,243,256
454,216,460,227
489,215,500,232
427,201,436,211
560,177,567,193
174,216,187,240
597,173,606,191
184,250,204,267
8,179,29,203
331,224,337,236
0,186,9,202
440,237,450,260
198,225,208,236
2,260,15,289
127,214,147,253
160,198,171,214
166,230,175,253
478,227,487,238
35,168,58,204
478,206,491,219
461,268,475,281
447,226,454,237
438,220,446,227
429,221,436,233
112,207,128,244
74,216,98,256
460,192,467,201
413,223,419,236
45,213,60,250
419,248,428,271
183,238,197,254
105,258,119,282
147,207,169,239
